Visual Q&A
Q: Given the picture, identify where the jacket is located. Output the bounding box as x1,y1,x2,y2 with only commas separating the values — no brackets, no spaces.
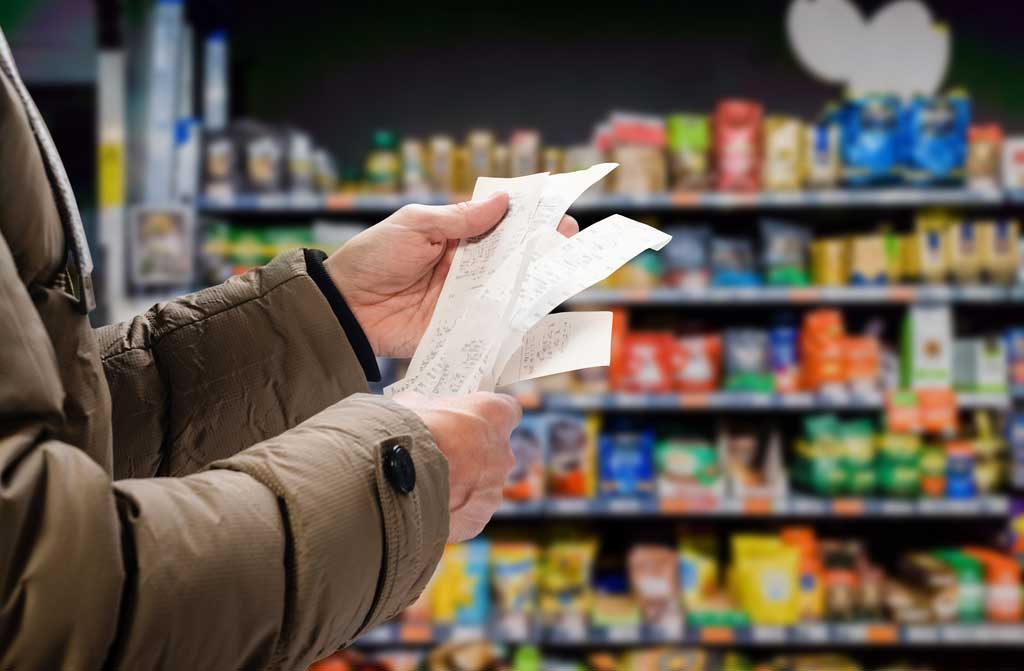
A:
0,27,448,671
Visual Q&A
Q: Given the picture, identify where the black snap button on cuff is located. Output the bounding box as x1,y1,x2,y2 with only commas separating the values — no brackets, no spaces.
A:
383,443,416,494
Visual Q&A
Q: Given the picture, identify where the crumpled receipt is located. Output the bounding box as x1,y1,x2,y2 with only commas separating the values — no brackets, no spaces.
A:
385,163,671,396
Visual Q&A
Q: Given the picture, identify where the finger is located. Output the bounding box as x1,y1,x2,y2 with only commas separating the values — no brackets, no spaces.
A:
416,191,510,241
556,214,579,238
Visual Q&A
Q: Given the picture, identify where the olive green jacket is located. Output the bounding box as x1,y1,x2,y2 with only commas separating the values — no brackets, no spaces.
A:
0,28,447,671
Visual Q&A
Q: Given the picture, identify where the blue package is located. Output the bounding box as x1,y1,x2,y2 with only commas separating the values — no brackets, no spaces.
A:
598,429,655,498
839,94,902,187
901,93,970,186
769,325,799,376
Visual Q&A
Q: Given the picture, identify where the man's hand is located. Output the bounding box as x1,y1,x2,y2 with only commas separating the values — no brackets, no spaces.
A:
392,391,521,543
324,193,579,358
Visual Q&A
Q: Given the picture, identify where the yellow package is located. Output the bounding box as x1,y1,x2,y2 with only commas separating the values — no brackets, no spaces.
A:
811,238,847,286
491,542,540,617
679,533,719,611
428,135,455,193
729,535,800,626
978,218,1020,284
846,235,888,284
945,219,984,283
909,210,951,283
763,116,805,191
540,537,597,620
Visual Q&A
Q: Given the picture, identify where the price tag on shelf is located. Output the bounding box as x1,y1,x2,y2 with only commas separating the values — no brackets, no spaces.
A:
495,616,530,642
450,625,485,642
833,624,867,643
905,625,940,644
359,625,395,644
548,498,589,515
741,496,773,515
603,624,640,643
646,619,684,642
751,626,787,644
698,626,735,644
399,622,433,643
865,624,898,644
607,497,646,514
880,499,914,516
831,498,866,516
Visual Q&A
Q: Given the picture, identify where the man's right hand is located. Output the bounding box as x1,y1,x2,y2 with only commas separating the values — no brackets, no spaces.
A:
392,391,521,543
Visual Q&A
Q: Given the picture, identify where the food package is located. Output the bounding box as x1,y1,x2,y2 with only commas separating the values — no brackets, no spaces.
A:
804,108,841,188
431,540,490,625
711,237,759,287
540,537,598,623
977,218,1020,283
491,542,540,622
907,210,951,283
953,337,1008,393
847,235,889,285
901,92,970,186
811,238,848,286
662,225,711,288
967,124,1003,189
729,534,800,626
667,113,710,190
838,94,902,186
628,545,680,625
945,219,983,283
678,531,720,611
546,413,599,498
670,333,722,392
722,329,772,392
655,436,721,499
770,324,800,394
429,135,456,193
760,219,810,286
762,116,805,191
465,130,495,186
713,99,763,192
401,138,430,196
901,304,953,390
617,333,675,393
505,414,547,502
1002,136,1024,190
598,426,656,498
365,129,400,193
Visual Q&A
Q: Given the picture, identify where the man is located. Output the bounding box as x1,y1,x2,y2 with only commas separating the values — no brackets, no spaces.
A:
0,27,578,670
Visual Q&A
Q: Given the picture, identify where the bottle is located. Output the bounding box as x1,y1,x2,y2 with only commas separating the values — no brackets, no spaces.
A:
365,129,400,193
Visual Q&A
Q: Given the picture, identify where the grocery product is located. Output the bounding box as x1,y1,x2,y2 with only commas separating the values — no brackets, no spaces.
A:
607,113,668,195
628,545,680,625
202,128,237,198
540,538,597,625
666,114,710,189
962,547,1022,622
365,129,400,193
799,309,845,392
401,138,430,195
591,572,641,628
977,218,1020,283
901,304,953,390
598,426,656,498
618,333,675,393
670,334,721,392
953,337,1007,393
719,421,785,495
944,441,976,499
678,531,720,611
930,549,986,623
429,135,456,192
713,99,763,192
847,235,889,285
762,116,804,191
491,542,540,622
432,540,490,626
906,210,951,283
546,413,598,498
769,323,800,394
760,220,810,286
804,108,841,188
729,534,800,625
466,130,495,186
967,124,1002,189
711,237,759,286
839,94,902,186
506,414,547,502
654,436,721,499
781,527,825,621
901,92,969,186
1002,136,1024,190
510,130,541,177
662,225,711,288
722,329,772,391
945,219,983,283
811,238,847,286
543,147,564,174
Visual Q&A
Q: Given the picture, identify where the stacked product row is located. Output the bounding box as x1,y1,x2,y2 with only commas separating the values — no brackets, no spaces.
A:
342,94,1024,197
315,646,944,671
351,528,1020,635
617,212,1022,290
504,411,1009,504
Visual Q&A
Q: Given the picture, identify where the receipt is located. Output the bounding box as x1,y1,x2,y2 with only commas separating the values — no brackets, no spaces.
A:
496,311,613,386
530,163,618,229
404,172,548,380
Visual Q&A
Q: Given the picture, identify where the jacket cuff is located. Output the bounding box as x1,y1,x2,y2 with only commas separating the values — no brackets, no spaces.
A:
209,393,448,667
303,248,380,382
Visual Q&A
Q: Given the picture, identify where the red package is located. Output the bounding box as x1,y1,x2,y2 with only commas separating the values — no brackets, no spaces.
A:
618,333,675,393
671,334,722,392
713,99,763,192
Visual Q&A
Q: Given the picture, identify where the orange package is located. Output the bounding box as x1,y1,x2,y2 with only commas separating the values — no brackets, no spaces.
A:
962,548,1022,623
617,333,676,393
671,334,722,392
843,336,881,387
800,309,846,389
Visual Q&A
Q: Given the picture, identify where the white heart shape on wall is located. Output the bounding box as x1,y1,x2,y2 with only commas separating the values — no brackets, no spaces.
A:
786,0,950,99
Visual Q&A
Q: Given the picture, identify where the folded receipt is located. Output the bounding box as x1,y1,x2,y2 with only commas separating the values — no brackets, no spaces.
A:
386,164,671,397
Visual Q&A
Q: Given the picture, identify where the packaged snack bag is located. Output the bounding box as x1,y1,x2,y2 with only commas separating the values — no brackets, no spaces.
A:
670,333,721,393
505,414,547,502
431,540,490,625
547,413,599,498
598,426,656,498
770,324,800,394
541,537,598,624
978,218,1020,284
804,107,841,188
619,333,675,393
760,219,810,286
722,329,772,392
908,210,952,283
465,130,495,186
1001,137,1024,190
662,225,711,289
711,237,759,286
667,114,710,190
967,124,1003,189
945,219,983,283
655,436,720,499
678,531,720,611
428,135,456,193
491,542,540,621
762,116,805,191
811,238,848,286
729,534,800,625
838,94,901,186
847,235,889,285
901,92,970,186
713,99,763,192
628,545,680,625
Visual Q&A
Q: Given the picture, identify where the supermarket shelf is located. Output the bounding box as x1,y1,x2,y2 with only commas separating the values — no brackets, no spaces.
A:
541,391,1010,412
566,285,1024,306
356,621,1024,647
198,187,1009,216
493,495,1011,519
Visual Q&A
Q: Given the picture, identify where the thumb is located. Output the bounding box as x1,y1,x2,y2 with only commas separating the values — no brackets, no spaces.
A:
425,191,509,240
